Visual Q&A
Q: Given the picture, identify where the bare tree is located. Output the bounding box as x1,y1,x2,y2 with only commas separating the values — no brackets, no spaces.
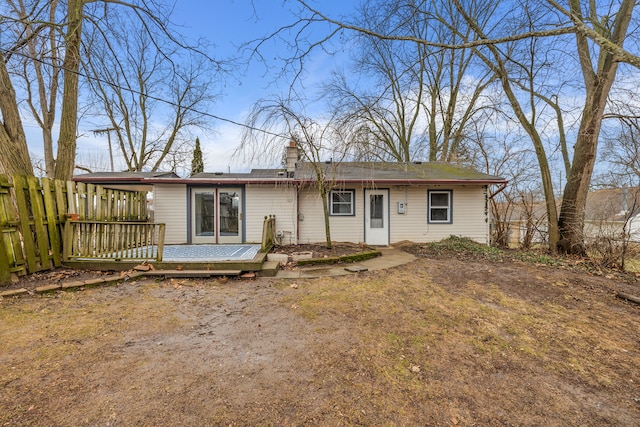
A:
0,51,33,176
601,117,640,185
555,0,636,255
5,0,62,178
0,0,222,180
325,0,495,163
239,97,351,249
467,110,540,248
250,0,640,255
83,14,216,173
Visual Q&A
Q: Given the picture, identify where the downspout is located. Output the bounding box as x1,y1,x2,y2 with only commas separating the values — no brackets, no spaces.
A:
489,182,508,199
295,182,300,244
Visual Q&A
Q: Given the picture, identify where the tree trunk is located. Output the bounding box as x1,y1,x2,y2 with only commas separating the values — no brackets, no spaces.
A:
0,53,33,176
558,80,613,254
321,188,333,249
54,0,84,181
494,65,560,251
558,0,633,254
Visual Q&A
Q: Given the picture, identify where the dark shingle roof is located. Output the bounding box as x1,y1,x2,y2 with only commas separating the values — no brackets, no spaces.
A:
74,171,179,181
295,162,504,183
74,162,505,185
192,169,284,179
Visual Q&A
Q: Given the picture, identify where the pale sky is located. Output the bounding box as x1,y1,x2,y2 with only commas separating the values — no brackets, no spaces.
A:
171,0,358,172
50,0,359,175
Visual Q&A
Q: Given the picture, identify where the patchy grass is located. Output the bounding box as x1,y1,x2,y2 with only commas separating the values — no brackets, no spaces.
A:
282,263,640,425
1,256,639,426
624,258,640,273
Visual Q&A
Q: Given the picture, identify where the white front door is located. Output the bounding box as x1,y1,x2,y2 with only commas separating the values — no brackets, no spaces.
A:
191,188,243,244
365,189,389,246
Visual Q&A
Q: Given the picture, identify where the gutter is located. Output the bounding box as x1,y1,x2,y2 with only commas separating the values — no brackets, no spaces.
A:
74,176,509,187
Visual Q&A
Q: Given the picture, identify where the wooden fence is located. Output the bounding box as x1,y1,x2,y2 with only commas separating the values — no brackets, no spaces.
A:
0,174,152,284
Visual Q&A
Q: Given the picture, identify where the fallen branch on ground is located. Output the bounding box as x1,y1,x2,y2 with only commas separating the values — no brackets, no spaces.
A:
616,292,640,305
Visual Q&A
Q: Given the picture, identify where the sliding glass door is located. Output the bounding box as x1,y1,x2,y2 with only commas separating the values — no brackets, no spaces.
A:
191,188,242,244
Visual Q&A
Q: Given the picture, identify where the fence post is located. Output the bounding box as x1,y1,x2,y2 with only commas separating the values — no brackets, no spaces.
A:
157,223,165,261
261,215,276,252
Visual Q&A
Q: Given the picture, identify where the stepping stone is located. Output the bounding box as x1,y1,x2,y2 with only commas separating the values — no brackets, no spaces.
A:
345,265,368,273
35,284,62,293
0,288,28,297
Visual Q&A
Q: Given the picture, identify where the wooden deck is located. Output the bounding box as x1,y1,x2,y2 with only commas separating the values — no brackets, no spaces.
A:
62,245,274,276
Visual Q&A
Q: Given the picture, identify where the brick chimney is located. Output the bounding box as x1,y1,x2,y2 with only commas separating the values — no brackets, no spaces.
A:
285,140,299,177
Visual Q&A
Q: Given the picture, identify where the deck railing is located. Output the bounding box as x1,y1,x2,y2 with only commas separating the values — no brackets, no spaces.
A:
63,221,165,262
261,215,276,252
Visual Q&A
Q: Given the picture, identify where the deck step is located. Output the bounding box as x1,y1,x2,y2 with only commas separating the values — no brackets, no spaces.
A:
259,261,280,277
143,269,242,278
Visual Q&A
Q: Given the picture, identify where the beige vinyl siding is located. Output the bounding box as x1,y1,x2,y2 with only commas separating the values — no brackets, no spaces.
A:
389,185,489,244
298,187,365,244
152,182,489,246
153,184,188,244
244,184,297,244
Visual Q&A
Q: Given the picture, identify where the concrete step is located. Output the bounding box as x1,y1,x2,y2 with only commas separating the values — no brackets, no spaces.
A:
259,261,280,277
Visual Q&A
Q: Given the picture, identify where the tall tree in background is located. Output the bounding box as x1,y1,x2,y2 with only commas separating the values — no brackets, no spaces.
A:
444,0,567,250
84,13,216,173
54,0,83,180
556,0,635,254
191,137,204,176
0,50,33,176
0,0,220,179
239,97,352,249
326,0,495,163
6,0,61,178
260,0,640,254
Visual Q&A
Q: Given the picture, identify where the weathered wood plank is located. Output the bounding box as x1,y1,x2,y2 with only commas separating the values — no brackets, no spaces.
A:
617,292,640,305
0,231,11,284
42,178,62,267
54,179,67,217
27,175,51,270
13,175,38,273
87,183,95,220
66,180,77,215
62,220,72,262
106,189,113,221
157,223,165,261
0,176,25,276
0,176,13,282
76,182,86,220
95,186,104,221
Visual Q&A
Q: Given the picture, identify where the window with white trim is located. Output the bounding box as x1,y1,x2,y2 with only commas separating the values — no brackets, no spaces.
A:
428,190,452,223
329,190,355,216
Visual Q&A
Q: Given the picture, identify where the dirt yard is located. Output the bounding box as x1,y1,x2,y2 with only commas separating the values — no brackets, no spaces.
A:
1,242,639,426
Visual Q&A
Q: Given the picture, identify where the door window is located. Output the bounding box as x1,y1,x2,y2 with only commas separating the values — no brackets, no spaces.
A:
219,191,240,236
370,194,384,228
194,192,215,236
